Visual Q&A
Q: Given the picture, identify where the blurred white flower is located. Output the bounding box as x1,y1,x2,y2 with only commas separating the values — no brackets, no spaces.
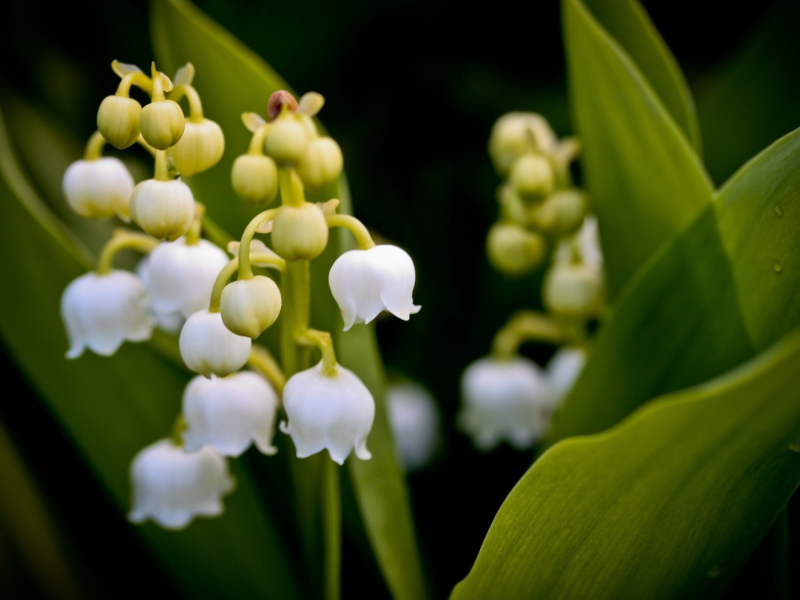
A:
61,270,155,358
280,361,374,465
546,346,587,411
144,239,229,318
458,356,552,450
387,382,440,471
328,245,420,331
183,372,279,457
179,310,251,377
62,157,134,221
128,439,234,530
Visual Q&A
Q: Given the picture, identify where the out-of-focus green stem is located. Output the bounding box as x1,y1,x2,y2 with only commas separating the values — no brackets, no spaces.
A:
323,459,341,600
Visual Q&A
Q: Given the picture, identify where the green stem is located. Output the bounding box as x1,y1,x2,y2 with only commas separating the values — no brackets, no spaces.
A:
299,329,338,376
170,84,204,122
323,459,341,600
209,258,240,313
325,214,376,250
170,413,186,446
238,208,278,280
280,260,311,377
185,203,205,245
247,345,286,393
150,62,165,102
115,72,152,97
249,125,270,155
279,168,306,207
84,131,106,161
154,151,170,181
491,310,574,357
96,231,159,275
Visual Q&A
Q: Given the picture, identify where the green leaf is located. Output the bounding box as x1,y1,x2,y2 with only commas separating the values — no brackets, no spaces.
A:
452,326,800,600
0,104,300,599
546,125,800,446
150,2,427,597
564,0,712,297
582,0,701,152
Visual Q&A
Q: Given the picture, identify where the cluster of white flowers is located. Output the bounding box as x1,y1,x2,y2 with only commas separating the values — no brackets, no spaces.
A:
60,71,422,530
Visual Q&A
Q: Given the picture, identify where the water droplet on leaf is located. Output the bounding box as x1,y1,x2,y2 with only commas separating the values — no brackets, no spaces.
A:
773,260,783,273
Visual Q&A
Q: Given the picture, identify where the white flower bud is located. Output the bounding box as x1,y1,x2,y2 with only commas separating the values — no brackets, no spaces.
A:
328,245,421,331
171,119,225,176
510,154,554,200
546,346,586,410
271,203,329,261
280,361,375,465
140,99,185,150
144,239,229,318
62,157,134,220
97,95,142,149
387,382,440,471
231,154,279,206
543,263,603,318
265,117,309,165
296,137,343,191
61,270,155,359
179,310,251,377
128,439,234,530
220,276,282,338
488,112,557,175
486,223,546,277
458,357,552,450
130,179,195,241
183,372,279,457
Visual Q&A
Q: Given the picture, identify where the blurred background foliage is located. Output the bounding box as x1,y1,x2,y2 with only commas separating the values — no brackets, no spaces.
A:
1,0,800,597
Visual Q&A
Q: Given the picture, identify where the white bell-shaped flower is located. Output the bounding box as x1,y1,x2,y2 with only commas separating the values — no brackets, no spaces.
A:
183,372,279,457
128,439,234,530
179,310,251,377
61,270,155,358
136,256,185,333
387,382,440,471
280,361,375,465
62,157,134,220
328,245,421,331
144,238,229,318
546,346,586,411
458,357,553,450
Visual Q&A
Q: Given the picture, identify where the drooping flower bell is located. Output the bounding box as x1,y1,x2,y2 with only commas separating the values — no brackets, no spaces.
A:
329,245,421,331
128,439,234,530
144,238,229,318
458,356,553,450
183,372,279,457
61,270,155,358
62,157,134,221
179,309,251,377
386,382,440,471
280,361,375,465
136,256,185,333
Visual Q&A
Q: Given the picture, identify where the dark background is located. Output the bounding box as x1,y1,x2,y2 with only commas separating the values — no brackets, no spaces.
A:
0,0,798,597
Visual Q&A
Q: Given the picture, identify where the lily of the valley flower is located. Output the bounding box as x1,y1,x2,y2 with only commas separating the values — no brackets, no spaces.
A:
179,309,251,377
387,382,440,471
61,270,155,358
136,256,185,333
280,361,374,465
62,157,134,220
144,238,229,318
328,245,420,331
183,372,279,457
128,439,234,530
458,356,552,450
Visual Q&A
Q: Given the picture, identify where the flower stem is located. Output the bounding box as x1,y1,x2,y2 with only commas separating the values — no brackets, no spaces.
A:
238,208,278,280
247,345,286,393
185,203,206,245
248,124,270,155
279,168,306,207
491,310,575,357
170,84,204,122
83,131,106,161
325,214,375,250
96,230,159,275
299,329,338,376
208,258,240,313
280,260,310,377
154,150,170,181
323,459,341,600
115,72,152,97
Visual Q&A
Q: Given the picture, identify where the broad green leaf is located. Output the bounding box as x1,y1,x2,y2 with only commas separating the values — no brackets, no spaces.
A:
546,125,800,446
151,1,427,597
0,105,300,600
452,326,800,599
583,0,701,152
564,0,712,297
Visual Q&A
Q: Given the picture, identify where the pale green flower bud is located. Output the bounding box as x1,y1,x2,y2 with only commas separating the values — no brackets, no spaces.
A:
272,203,329,261
296,137,343,191
140,99,185,150
220,276,282,339
130,179,195,241
231,154,278,206
510,154,554,201
530,190,587,235
486,223,546,277
97,96,142,149
497,184,530,226
543,263,603,319
488,113,557,175
265,117,309,165
171,119,225,176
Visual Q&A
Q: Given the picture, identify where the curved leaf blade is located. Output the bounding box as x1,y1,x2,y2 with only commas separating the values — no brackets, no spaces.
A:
564,0,712,297
452,327,800,599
